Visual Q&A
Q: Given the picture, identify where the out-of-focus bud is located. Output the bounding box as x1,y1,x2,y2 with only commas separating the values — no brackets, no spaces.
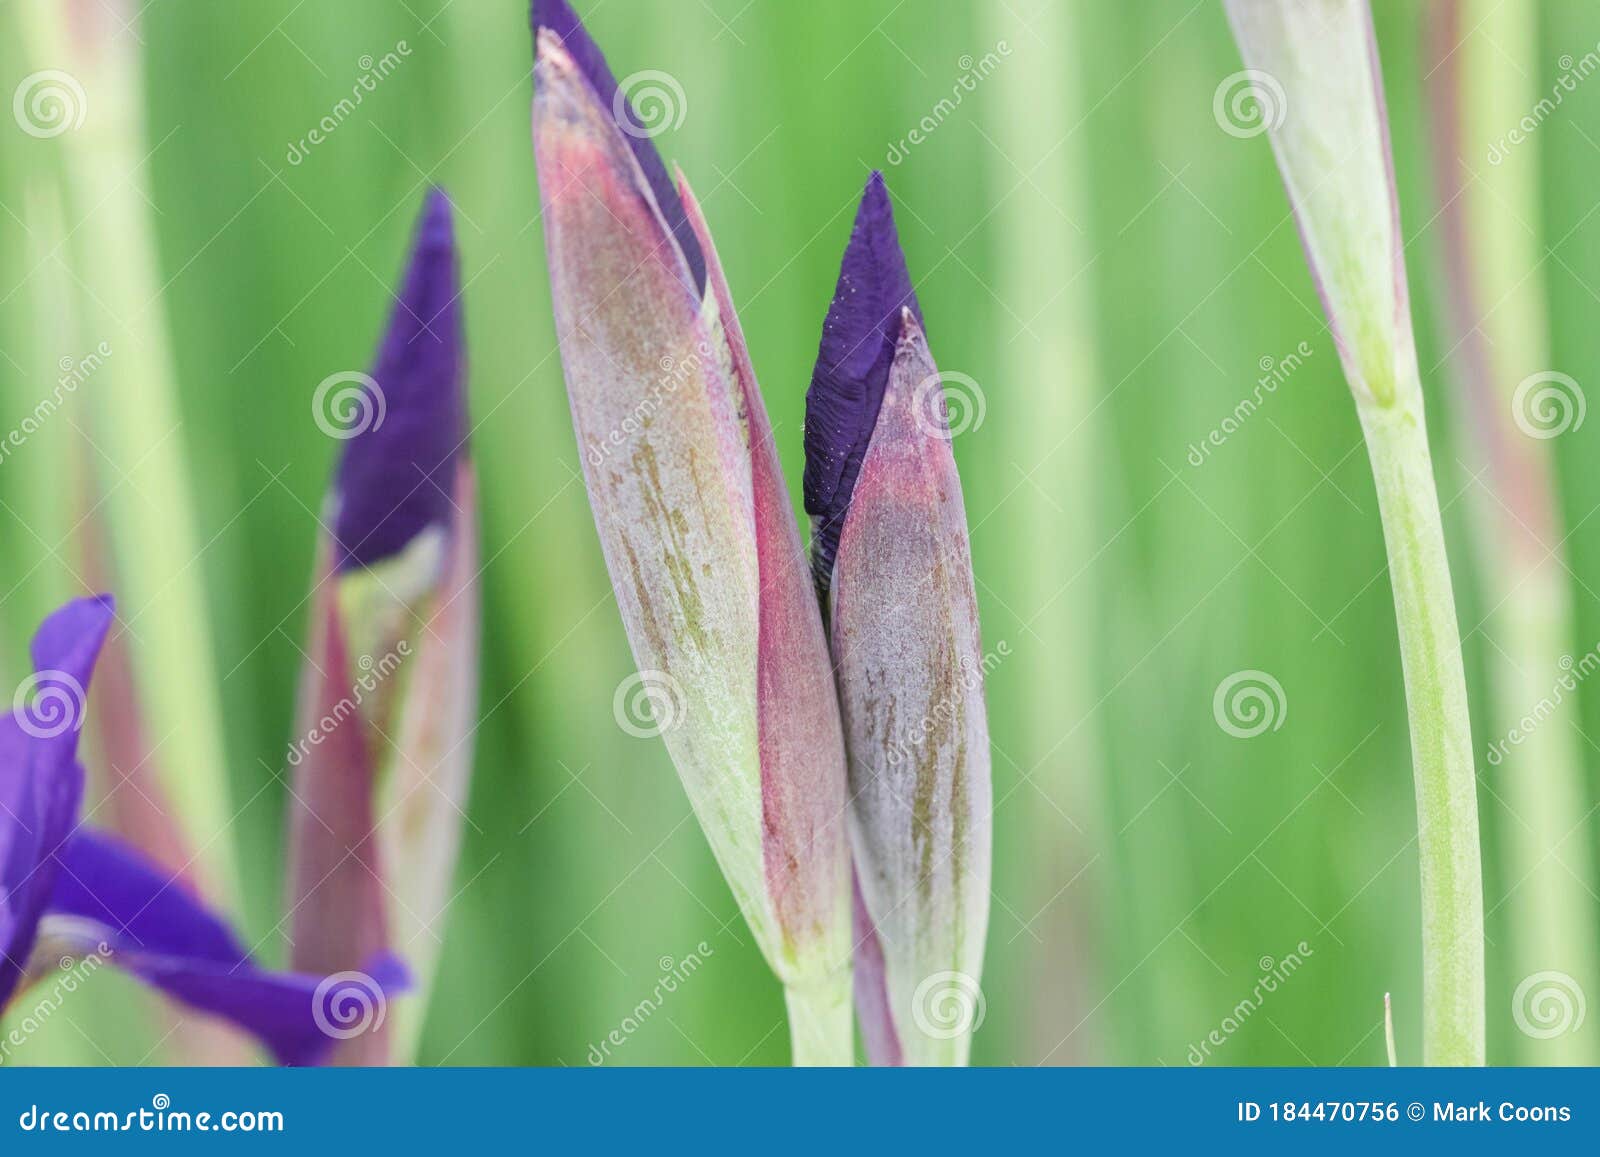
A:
285,188,478,1064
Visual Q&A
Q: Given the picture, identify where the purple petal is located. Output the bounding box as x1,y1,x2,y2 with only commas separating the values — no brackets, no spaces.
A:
332,188,466,572
46,830,411,1067
48,830,245,964
29,594,116,687
530,0,705,293
803,172,922,593
134,952,411,1068
0,595,114,1006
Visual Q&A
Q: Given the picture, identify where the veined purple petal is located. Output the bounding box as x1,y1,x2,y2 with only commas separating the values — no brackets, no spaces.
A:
43,830,411,1067
531,0,705,293
803,172,922,593
332,188,466,572
0,595,114,1007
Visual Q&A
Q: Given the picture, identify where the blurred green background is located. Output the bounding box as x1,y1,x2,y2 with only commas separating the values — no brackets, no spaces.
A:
3,0,1599,1065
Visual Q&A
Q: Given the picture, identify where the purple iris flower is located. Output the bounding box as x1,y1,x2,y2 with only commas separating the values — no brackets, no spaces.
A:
1,596,409,1066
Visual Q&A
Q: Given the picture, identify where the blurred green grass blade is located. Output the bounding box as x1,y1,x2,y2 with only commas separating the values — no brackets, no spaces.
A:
1427,0,1597,1066
978,0,1112,1065
10,0,240,902
1541,0,1600,1068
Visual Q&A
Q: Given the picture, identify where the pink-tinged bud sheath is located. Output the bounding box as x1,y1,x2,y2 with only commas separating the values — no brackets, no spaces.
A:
286,188,479,1064
531,2,852,1064
808,175,992,1066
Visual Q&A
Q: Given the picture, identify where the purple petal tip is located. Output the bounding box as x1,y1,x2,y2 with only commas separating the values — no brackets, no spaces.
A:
28,594,114,685
531,0,705,293
803,173,922,592
332,190,466,572
0,596,112,1006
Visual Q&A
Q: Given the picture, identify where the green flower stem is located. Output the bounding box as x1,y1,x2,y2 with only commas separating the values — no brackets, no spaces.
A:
1357,390,1484,1067
782,978,854,1067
